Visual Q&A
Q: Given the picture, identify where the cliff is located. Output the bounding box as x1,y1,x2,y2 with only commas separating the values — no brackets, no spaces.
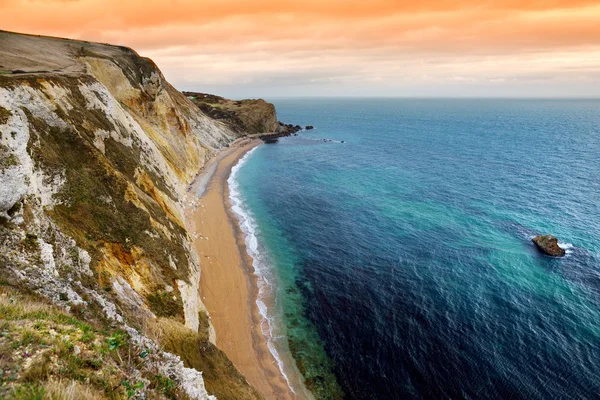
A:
183,92,278,136
0,30,275,399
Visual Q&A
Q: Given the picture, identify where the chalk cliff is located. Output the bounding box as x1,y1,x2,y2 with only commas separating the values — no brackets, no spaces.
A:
0,30,276,399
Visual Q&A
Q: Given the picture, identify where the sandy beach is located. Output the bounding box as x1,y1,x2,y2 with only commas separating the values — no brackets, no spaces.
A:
185,138,310,400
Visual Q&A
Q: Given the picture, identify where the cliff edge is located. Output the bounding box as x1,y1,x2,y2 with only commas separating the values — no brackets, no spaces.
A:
0,30,274,399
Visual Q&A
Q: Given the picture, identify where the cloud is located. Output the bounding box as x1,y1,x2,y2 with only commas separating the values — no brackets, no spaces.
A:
1,0,599,96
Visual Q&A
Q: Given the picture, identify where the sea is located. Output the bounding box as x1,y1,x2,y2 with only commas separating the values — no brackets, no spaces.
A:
228,99,600,399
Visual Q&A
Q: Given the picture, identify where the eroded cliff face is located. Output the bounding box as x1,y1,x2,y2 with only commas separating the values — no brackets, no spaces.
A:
184,92,278,136
0,31,267,399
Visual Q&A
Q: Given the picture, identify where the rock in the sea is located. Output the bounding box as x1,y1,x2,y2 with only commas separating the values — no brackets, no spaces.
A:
532,235,566,257
306,125,314,130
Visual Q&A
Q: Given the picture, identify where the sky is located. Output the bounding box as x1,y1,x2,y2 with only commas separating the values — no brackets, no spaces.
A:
1,0,600,98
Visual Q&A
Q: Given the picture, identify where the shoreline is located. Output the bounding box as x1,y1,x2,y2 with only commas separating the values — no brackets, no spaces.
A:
185,138,311,399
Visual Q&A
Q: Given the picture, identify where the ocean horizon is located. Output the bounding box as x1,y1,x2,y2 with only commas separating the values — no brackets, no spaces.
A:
231,98,600,399
255,96,600,101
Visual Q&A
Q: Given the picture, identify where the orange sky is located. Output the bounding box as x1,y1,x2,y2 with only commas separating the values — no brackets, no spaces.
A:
2,0,600,97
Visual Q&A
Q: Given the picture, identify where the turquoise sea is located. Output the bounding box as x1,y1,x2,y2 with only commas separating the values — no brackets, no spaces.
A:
229,99,600,399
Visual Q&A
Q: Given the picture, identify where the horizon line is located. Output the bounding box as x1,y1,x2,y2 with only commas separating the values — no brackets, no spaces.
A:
206,95,600,101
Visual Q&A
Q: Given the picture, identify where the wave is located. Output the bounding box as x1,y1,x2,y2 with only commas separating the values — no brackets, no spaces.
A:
227,147,297,394
558,242,574,255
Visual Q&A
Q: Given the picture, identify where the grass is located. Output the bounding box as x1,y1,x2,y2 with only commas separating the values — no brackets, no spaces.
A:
0,281,258,399
0,283,261,398
3,380,106,400
0,106,11,124
150,374,177,399
40,380,105,400
0,143,19,172
21,234,39,253
146,292,181,318
0,284,181,400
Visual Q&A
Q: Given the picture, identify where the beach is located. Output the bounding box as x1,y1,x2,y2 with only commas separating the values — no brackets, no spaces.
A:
185,138,309,400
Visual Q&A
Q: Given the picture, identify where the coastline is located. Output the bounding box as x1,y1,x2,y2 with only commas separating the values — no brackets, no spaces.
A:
185,138,311,399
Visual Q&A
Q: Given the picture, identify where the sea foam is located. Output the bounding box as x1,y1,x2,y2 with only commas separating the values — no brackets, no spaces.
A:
559,241,574,255
227,147,297,394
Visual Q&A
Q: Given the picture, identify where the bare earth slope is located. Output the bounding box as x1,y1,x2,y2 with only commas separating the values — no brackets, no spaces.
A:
0,30,278,399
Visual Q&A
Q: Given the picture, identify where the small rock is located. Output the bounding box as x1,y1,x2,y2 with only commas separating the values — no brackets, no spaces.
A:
305,125,314,130
532,235,565,257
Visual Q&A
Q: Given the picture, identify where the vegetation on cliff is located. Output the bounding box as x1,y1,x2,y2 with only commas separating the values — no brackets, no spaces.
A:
184,92,278,136
0,281,189,400
0,30,276,399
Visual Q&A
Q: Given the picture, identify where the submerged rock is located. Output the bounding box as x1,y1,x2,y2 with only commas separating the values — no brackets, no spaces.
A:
532,235,566,257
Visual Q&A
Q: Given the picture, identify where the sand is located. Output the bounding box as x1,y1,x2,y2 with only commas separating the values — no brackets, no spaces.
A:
185,138,310,400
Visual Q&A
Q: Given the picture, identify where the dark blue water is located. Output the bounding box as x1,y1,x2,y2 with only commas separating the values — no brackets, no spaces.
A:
233,99,600,399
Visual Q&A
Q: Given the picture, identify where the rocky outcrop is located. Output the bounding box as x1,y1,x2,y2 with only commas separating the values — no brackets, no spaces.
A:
0,30,261,399
532,235,566,257
184,91,278,135
258,122,304,143
182,93,310,145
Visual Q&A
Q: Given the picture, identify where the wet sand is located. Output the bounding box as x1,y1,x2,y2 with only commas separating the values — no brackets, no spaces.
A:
185,138,309,399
